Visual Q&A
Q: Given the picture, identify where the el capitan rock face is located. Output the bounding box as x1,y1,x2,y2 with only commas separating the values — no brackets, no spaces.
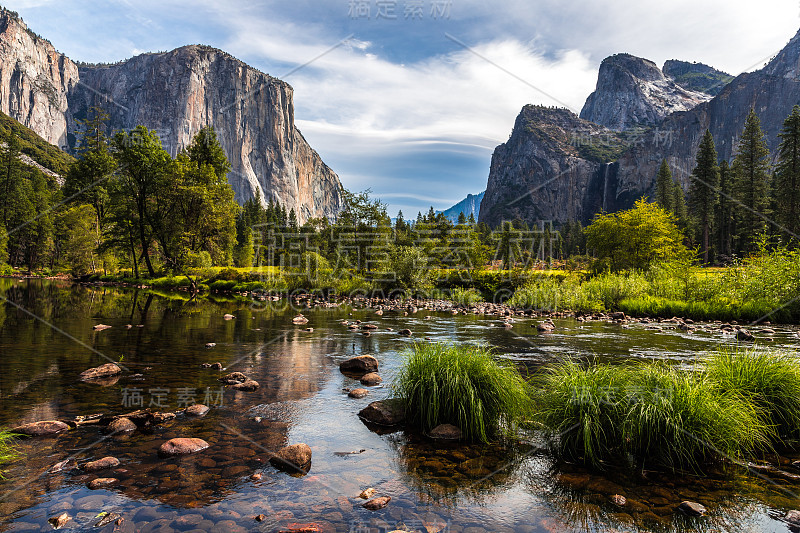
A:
0,9,342,221
580,53,711,132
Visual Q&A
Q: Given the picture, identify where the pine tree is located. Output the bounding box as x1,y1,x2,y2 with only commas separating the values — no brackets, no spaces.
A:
457,211,467,225
715,160,733,258
672,180,688,230
655,159,674,211
774,105,800,243
731,109,771,253
468,213,476,224
688,130,720,263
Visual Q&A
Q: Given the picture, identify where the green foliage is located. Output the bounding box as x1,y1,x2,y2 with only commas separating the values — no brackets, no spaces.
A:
58,204,97,275
0,429,20,478
731,109,771,253
383,245,433,293
0,111,74,175
449,287,483,306
655,159,674,211
533,359,766,471
774,105,800,242
689,130,720,263
585,198,692,272
705,348,800,439
394,343,533,443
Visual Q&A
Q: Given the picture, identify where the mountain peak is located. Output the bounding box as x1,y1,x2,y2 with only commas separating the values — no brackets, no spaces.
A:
580,53,711,131
764,27,800,79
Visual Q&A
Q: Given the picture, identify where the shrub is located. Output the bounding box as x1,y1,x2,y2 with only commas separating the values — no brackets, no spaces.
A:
705,348,800,440
450,287,483,306
0,429,20,478
393,343,532,443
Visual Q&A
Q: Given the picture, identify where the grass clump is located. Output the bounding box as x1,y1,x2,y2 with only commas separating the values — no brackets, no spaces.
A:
705,348,800,440
534,359,766,472
394,343,532,443
0,429,20,478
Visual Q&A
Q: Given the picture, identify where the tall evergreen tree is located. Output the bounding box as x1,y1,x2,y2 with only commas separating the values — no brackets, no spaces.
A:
715,160,733,258
688,130,720,263
731,109,771,253
774,105,800,243
655,159,674,211
672,180,688,231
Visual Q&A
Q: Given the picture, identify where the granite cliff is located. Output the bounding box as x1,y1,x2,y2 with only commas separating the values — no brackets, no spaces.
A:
0,8,342,221
480,29,800,228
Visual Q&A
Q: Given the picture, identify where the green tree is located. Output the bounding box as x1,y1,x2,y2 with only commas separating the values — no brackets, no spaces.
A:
774,105,800,243
688,130,720,263
233,212,255,268
731,109,771,253
186,126,231,180
655,159,674,211
672,180,688,231
0,223,7,266
457,211,467,225
0,131,20,228
715,160,733,258
59,204,98,275
585,198,692,271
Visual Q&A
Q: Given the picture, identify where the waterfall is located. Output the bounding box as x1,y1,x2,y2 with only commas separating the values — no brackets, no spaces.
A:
601,163,611,212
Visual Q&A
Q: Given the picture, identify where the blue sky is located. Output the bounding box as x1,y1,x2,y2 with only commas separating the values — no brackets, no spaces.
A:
7,0,800,217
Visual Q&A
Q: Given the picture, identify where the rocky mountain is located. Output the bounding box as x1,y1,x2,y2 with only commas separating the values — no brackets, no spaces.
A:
480,28,800,228
0,8,342,221
663,60,734,96
580,53,711,131
438,191,484,222
480,105,627,226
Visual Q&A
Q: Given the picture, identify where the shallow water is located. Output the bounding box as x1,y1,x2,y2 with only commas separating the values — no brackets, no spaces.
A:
0,279,799,532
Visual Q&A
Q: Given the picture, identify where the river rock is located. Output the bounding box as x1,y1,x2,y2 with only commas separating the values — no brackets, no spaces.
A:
785,510,800,527
94,512,123,527
278,524,323,533
48,512,70,529
157,438,210,457
348,388,369,399
223,314,236,320
232,379,260,391
12,420,69,437
219,372,249,384
358,488,376,499
87,477,118,490
363,496,391,510
184,404,210,417
340,355,379,374
358,399,406,426
211,362,223,370
107,417,137,433
205,343,216,348
676,501,707,516
270,443,312,473
360,373,382,386
92,324,112,331
610,494,627,507
736,329,755,342
292,315,309,324
399,329,412,336
79,363,122,381
82,457,120,472
428,424,462,440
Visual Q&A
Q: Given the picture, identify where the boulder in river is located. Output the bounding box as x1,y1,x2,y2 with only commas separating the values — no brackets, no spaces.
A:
158,437,210,457
184,404,210,417
270,443,312,474
292,315,309,324
340,355,379,375
358,399,406,426
428,424,462,441
736,328,755,342
785,510,800,527
92,324,112,331
676,501,707,516
223,314,236,320
87,477,118,490
231,379,260,391
48,512,70,529
107,417,137,434
398,329,412,336
12,420,69,437
348,388,369,399
363,496,391,510
82,457,120,472
80,363,122,381
360,373,382,386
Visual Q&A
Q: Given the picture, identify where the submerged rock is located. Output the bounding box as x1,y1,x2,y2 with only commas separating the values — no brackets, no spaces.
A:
48,512,70,529
360,373,382,386
79,363,122,381
340,355,379,375
399,329,412,336
92,324,112,331
428,424,462,441
358,399,406,426
292,314,309,324
158,437,210,457
107,417,137,434
82,457,120,472
270,443,312,473
87,477,118,490
363,496,391,510
13,420,69,437
736,329,755,342
94,512,123,528
358,487,377,499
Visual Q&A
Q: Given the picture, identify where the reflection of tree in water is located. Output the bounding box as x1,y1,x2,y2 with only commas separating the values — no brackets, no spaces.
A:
522,457,768,533
388,432,530,507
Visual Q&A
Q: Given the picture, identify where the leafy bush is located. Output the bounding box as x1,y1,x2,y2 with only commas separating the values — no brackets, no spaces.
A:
394,343,533,443
0,429,20,478
450,287,483,306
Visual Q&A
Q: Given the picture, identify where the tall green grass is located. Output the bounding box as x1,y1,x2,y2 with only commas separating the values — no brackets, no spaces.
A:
533,359,766,471
705,348,800,440
0,429,20,478
393,343,532,443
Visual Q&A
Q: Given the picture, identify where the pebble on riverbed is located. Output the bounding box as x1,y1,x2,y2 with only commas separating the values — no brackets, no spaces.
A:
82,457,120,472
157,437,210,457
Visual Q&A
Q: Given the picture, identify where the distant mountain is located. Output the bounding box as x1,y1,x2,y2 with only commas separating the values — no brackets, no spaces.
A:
438,191,485,222
663,60,734,96
580,53,711,131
